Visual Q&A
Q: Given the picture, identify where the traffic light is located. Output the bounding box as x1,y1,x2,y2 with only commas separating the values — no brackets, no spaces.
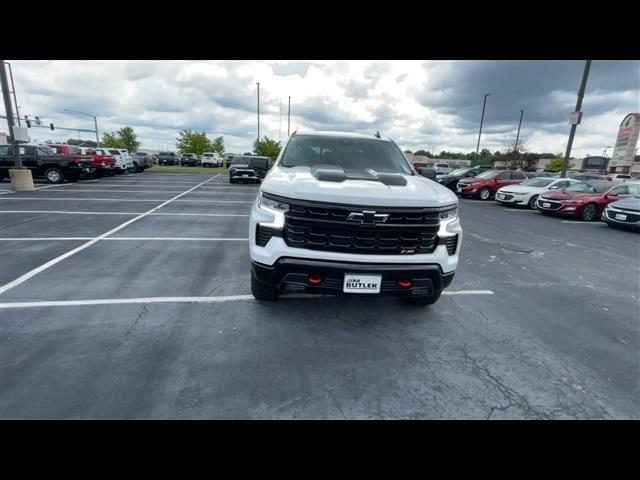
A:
25,119,31,128
50,123,54,130
35,116,41,126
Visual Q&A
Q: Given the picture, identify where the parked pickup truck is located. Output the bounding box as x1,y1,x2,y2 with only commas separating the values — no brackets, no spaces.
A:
0,144,95,183
51,144,116,177
249,131,461,306
132,151,153,172
94,148,134,174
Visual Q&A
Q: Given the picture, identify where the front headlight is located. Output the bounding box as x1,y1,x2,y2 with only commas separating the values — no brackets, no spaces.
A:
439,206,458,221
259,193,289,212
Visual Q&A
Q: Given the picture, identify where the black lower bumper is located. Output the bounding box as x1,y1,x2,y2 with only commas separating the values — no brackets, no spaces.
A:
252,258,455,297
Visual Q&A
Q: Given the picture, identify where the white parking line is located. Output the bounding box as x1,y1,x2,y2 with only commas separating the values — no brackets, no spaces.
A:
1,197,253,204
0,237,248,241
502,208,537,212
0,174,221,295
0,290,495,309
0,210,249,217
40,189,256,195
560,221,606,225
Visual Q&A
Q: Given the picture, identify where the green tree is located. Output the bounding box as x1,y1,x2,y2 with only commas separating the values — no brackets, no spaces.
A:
210,136,225,155
117,127,140,153
545,156,573,172
101,132,123,148
414,149,429,157
176,129,211,155
253,136,281,158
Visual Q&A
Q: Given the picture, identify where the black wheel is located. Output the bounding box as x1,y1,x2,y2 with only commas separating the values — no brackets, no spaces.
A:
581,203,598,222
44,167,64,184
251,274,278,301
528,195,538,209
479,187,492,201
402,292,441,306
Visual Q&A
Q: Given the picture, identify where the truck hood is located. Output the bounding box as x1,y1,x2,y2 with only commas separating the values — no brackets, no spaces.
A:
261,166,457,207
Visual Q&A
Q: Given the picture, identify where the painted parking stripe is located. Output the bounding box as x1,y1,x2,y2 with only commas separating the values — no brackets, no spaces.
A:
0,290,495,309
34,188,256,195
0,237,248,241
0,210,249,217
0,174,221,295
1,197,253,204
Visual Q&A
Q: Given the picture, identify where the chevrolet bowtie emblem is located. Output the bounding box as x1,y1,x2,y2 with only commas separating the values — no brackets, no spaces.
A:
347,210,390,225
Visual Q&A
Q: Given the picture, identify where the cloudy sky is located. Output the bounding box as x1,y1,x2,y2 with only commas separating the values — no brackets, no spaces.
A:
2,60,638,157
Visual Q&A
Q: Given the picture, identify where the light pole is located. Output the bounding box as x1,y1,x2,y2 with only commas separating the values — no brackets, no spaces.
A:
603,146,612,157
475,93,490,165
1,60,22,167
288,96,291,137
5,62,20,126
256,83,260,149
561,60,591,178
63,108,100,147
514,110,524,152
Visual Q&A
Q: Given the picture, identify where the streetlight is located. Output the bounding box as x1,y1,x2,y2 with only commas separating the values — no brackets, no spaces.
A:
63,108,99,147
4,62,20,126
475,93,490,165
561,60,592,178
602,146,612,157
256,83,260,148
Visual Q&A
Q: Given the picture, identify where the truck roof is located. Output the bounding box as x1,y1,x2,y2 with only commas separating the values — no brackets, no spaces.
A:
294,130,391,142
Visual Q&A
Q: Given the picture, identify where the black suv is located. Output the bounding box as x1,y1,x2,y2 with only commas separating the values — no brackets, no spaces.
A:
180,153,201,167
158,152,177,165
229,156,270,183
436,166,492,191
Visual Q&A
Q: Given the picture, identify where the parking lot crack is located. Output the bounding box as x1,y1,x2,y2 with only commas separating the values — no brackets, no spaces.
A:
124,304,149,337
459,346,552,420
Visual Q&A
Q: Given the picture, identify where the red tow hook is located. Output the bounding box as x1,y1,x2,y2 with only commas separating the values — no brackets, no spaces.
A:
308,276,322,285
397,280,412,288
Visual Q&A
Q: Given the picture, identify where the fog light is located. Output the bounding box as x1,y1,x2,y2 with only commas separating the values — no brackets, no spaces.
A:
398,280,412,288
308,276,322,285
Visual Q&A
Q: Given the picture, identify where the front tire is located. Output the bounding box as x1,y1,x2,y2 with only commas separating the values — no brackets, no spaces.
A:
479,187,491,201
251,275,278,301
528,195,538,209
581,203,598,222
45,167,64,184
402,292,441,306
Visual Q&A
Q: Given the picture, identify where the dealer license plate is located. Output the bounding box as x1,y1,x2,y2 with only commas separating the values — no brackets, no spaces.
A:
542,202,551,208
615,214,627,221
343,274,382,294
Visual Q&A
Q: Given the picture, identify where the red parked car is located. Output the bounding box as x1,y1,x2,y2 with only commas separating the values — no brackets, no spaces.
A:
49,144,116,177
536,181,640,221
456,170,535,200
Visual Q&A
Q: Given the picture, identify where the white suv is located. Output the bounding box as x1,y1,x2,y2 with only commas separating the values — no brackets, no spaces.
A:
249,131,461,306
201,152,222,167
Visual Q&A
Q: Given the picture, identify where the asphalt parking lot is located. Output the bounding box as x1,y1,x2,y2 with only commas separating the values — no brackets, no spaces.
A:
1,172,638,419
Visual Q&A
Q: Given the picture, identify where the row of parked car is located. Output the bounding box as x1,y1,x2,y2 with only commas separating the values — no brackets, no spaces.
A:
157,151,224,167
0,143,152,183
427,166,639,231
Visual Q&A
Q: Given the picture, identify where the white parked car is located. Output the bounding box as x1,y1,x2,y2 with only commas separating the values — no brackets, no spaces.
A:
201,152,222,167
495,177,582,209
435,163,452,175
606,174,632,182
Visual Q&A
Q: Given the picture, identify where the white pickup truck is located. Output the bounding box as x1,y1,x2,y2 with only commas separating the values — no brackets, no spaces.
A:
95,148,134,174
249,131,462,306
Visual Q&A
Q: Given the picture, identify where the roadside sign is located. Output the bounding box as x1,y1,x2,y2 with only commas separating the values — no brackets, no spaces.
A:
569,111,582,125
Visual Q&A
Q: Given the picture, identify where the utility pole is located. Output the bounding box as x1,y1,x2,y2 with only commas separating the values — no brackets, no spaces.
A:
475,93,490,165
279,97,282,143
256,82,260,148
602,146,611,157
5,62,20,126
514,109,524,152
0,60,22,168
561,60,591,178
288,96,291,137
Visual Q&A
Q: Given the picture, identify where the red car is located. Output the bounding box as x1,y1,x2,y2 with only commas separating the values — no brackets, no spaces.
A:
456,170,534,200
536,181,640,221
49,144,116,177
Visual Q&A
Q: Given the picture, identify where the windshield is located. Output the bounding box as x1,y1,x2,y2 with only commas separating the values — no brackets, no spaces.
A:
108,150,121,155
203,153,213,157
231,157,250,165
566,182,611,193
279,135,412,175
475,170,498,179
522,178,555,188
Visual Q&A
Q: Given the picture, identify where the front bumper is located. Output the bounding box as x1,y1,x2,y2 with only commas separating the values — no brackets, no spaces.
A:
602,208,640,230
230,169,259,181
495,193,528,205
252,258,455,297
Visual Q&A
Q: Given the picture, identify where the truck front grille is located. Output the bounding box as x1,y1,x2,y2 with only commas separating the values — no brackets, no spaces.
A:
283,200,441,255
